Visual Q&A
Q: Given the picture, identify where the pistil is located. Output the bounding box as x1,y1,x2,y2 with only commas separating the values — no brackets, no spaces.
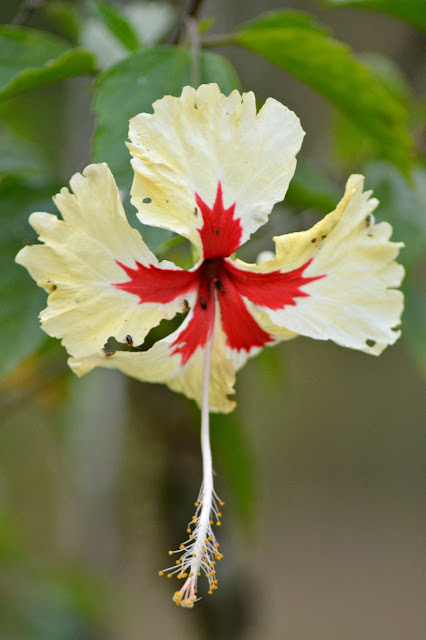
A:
159,284,224,607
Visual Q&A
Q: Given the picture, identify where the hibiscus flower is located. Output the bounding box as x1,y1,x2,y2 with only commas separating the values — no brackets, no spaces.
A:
16,84,404,607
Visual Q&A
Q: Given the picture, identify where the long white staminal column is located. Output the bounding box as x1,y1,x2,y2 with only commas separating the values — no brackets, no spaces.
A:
159,302,223,607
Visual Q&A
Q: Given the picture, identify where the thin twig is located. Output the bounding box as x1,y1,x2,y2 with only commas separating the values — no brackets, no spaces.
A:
171,0,205,45
186,17,201,86
11,0,45,25
201,33,235,48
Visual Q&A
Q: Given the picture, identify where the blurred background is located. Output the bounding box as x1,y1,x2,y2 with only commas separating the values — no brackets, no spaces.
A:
0,1,425,639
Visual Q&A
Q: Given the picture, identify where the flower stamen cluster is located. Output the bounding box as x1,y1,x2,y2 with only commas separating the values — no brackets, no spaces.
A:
159,487,224,607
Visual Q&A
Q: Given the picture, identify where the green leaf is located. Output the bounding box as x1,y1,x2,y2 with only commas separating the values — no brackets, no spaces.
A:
198,17,215,35
365,161,426,270
93,0,142,52
44,2,81,44
286,158,341,213
210,412,257,525
235,11,413,171
81,2,176,70
325,0,426,33
0,126,48,179
0,177,59,379
358,52,413,108
0,26,96,102
93,45,239,196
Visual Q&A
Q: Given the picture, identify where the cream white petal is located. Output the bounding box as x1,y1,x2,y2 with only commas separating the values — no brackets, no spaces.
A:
128,83,304,254
231,175,404,355
69,304,237,413
16,163,196,357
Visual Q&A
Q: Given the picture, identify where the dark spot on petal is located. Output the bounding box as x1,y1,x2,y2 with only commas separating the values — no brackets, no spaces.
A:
322,234,327,239
366,339,376,348
200,298,207,310
215,227,220,235
126,334,133,346
365,214,371,227
183,299,190,313
143,197,152,204
194,207,198,216
105,351,115,357
311,238,317,243
215,280,225,293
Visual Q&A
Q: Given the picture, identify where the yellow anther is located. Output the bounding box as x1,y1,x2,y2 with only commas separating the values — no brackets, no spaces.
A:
186,528,191,533
181,597,195,608
158,571,164,576
179,544,185,550
210,520,213,525
219,501,225,506
217,512,222,517
189,572,194,577
194,502,199,507
176,559,181,564
192,553,197,557
167,574,172,578
189,534,193,539
216,521,221,526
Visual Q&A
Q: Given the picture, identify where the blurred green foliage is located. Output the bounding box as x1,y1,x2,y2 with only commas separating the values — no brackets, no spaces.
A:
234,11,413,171
324,0,426,32
92,0,142,51
0,0,425,636
0,26,95,101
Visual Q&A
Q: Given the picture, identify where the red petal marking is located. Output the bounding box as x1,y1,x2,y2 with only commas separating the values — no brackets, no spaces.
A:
216,264,273,352
196,182,242,259
114,261,198,304
171,271,215,365
224,257,325,310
